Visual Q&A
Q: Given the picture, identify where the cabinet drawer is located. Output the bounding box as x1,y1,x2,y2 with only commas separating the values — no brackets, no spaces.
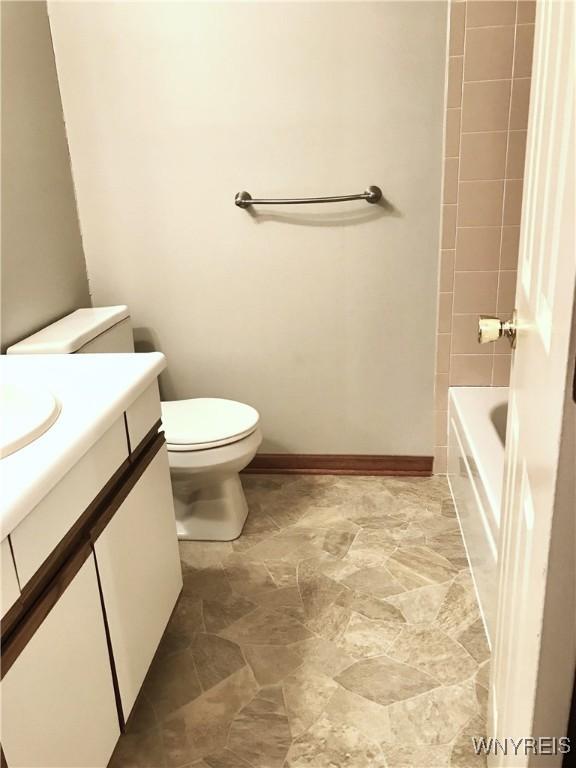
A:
10,418,128,588
1,553,120,768
1,539,20,618
94,442,181,720
125,381,161,453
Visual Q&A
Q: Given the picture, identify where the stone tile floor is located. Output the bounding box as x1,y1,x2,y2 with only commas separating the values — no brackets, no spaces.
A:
110,474,489,768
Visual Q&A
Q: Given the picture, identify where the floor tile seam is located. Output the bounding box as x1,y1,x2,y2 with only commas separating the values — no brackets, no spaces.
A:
374,693,481,750
459,666,489,698
392,544,461,572
440,618,484,646
331,606,354,646
450,630,488,668
219,668,263,764
198,599,208,634
221,724,260,768
379,646,456,691
188,651,211,702
345,649,446,694
344,608,406,631
261,561,290,589
285,680,367,752
393,570,456,595
210,600,262,639
327,677,468,747
278,675,300,752
448,705,489,750
139,689,163,734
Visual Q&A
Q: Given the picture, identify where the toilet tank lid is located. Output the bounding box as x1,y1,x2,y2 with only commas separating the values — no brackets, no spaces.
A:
6,306,130,355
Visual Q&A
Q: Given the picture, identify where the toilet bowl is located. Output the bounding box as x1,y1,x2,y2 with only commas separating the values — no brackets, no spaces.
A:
6,306,263,542
161,397,262,540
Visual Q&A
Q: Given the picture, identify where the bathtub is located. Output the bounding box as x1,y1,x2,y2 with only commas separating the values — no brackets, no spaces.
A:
447,386,508,648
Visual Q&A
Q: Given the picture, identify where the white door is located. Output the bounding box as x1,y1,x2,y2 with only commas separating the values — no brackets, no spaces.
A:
489,2,575,766
1,555,120,767
93,445,182,721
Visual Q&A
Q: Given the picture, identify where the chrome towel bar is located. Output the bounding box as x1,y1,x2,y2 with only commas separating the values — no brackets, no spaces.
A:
234,185,382,208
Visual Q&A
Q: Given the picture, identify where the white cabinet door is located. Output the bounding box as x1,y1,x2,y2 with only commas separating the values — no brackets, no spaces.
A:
94,443,182,720
1,554,120,768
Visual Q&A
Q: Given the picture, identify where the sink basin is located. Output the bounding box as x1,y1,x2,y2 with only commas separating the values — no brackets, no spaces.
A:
1,383,61,458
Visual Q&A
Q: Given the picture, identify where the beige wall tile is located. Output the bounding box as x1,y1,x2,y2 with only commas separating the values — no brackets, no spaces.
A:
514,25,535,78
438,292,454,333
456,226,501,270
445,108,462,157
492,354,512,385
444,158,459,203
466,1,516,28
435,373,449,410
517,1,536,24
449,1,466,55
506,130,527,178
450,354,493,385
453,314,490,354
436,333,451,374
442,204,457,249
503,179,523,225
434,446,448,474
510,78,531,129
501,226,520,269
435,1,531,396
440,249,456,291
464,27,515,82
460,132,507,180
458,180,504,226
453,270,498,313
447,56,464,109
462,80,511,132
435,409,448,447
497,270,518,313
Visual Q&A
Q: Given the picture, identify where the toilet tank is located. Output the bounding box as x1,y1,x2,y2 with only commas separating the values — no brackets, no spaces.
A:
6,306,135,355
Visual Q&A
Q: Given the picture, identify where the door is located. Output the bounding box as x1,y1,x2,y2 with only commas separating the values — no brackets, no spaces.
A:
93,444,182,721
1,554,120,768
489,2,575,766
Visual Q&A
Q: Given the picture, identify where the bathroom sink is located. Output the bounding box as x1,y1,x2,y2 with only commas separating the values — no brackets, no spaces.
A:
0,383,61,458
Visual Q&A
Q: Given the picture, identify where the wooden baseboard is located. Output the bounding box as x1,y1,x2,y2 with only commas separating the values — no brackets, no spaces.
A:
243,453,433,477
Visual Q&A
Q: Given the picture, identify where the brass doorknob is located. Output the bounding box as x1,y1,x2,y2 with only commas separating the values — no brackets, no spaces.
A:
478,313,517,348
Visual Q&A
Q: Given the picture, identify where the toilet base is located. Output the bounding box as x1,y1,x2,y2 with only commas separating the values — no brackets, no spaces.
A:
171,472,249,541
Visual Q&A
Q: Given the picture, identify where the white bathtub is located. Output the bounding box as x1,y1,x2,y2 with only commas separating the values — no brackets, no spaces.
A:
447,386,508,648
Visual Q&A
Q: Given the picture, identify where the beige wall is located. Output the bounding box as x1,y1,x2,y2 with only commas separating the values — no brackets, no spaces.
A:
49,1,447,455
1,1,90,352
434,0,535,471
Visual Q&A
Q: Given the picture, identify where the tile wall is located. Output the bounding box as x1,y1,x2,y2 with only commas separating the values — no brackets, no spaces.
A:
434,0,536,473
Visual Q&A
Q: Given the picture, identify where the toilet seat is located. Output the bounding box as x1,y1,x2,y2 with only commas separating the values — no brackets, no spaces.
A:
161,398,259,451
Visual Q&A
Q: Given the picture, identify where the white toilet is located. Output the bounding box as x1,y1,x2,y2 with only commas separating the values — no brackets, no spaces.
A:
6,305,262,541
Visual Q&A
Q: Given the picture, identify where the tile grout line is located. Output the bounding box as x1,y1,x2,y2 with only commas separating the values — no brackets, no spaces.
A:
446,0,467,398
494,0,520,384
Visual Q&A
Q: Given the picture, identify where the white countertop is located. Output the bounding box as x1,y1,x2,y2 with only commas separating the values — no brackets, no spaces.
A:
0,353,166,538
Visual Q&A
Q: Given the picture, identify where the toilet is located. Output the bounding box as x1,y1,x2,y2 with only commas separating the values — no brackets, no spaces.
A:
6,305,262,541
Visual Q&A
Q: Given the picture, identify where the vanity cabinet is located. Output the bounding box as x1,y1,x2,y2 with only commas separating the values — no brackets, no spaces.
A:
93,441,182,719
1,381,182,767
1,552,120,767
